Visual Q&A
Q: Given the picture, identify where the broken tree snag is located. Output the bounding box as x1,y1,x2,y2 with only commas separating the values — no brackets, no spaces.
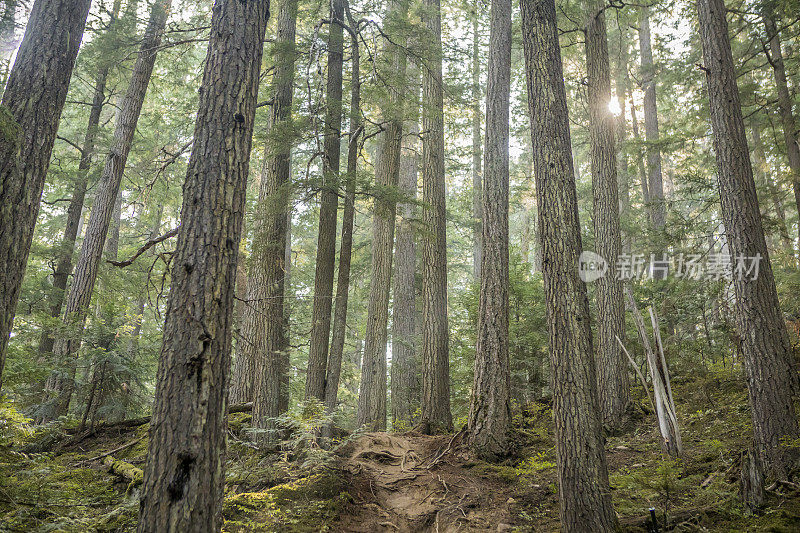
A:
625,287,682,456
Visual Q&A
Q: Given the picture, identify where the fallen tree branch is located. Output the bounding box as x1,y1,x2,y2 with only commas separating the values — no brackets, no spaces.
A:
78,437,144,465
77,402,252,431
108,226,180,268
103,455,143,486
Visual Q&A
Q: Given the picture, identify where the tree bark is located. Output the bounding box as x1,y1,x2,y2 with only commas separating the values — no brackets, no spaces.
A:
586,0,629,430
420,0,453,434
468,0,511,460
0,0,92,392
471,5,482,280
137,0,270,530
614,31,631,251
638,6,666,244
762,2,800,241
246,0,298,440
305,0,346,402
697,0,799,479
41,0,173,420
39,0,124,357
326,13,360,416
522,0,617,529
391,62,419,429
357,0,407,431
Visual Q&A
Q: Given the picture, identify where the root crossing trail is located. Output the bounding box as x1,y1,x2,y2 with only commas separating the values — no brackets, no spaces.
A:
334,431,520,532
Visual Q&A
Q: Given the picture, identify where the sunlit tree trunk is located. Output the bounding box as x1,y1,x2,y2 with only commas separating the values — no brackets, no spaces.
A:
137,0,270,529
522,0,617,528
0,0,92,392
586,0,629,429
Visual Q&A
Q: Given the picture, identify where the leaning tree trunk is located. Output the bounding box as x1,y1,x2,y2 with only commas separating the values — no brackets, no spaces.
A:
391,62,419,429
639,5,666,248
697,0,800,479
471,4,482,280
42,0,173,420
357,0,407,431
247,0,298,440
522,0,617,529
586,0,629,430
137,0,270,530
468,0,511,460
39,0,124,357
420,0,453,434
326,13,360,416
0,0,91,392
231,0,298,412
762,3,800,243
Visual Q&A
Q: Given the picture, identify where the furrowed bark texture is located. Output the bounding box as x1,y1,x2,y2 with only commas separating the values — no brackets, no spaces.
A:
586,0,629,429
136,0,270,530
42,0,172,420
420,0,453,433
471,5,482,280
697,0,799,479
468,0,512,459
0,0,91,391
522,0,617,529
358,0,407,430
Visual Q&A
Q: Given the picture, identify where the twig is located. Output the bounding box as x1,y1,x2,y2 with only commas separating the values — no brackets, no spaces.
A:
109,226,179,267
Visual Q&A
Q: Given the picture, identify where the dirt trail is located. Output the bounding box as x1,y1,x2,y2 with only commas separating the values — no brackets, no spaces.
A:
334,431,520,532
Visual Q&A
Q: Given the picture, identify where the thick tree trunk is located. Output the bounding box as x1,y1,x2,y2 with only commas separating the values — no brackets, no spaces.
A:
358,0,407,430
420,0,453,434
0,0,92,392
762,3,800,241
471,6,482,280
638,6,666,244
247,0,298,439
468,0,511,460
41,0,172,420
586,0,629,430
391,64,419,429
137,0,270,530
522,0,617,529
39,0,125,357
305,0,346,402
326,16,360,416
697,0,799,479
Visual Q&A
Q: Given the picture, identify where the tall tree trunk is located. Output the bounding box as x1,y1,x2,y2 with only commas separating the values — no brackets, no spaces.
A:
468,0,511,460
357,0,407,431
247,0,298,437
697,0,799,479
0,0,92,392
762,2,800,240
326,14,360,416
522,0,617,529
751,119,793,253
471,5,482,280
639,6,666,248
391,62,419,428
39,0,124,357
629,95,649,205
614,32,631,251
586,0,629,429
137,0,270,530
42,0,173,420
420,0,453,434
305,0,346,402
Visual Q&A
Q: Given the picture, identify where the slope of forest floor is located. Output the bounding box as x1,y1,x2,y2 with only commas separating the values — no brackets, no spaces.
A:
2,371,800,532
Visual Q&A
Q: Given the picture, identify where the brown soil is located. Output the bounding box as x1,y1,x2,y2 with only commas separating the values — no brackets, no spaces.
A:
332,430,525,532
